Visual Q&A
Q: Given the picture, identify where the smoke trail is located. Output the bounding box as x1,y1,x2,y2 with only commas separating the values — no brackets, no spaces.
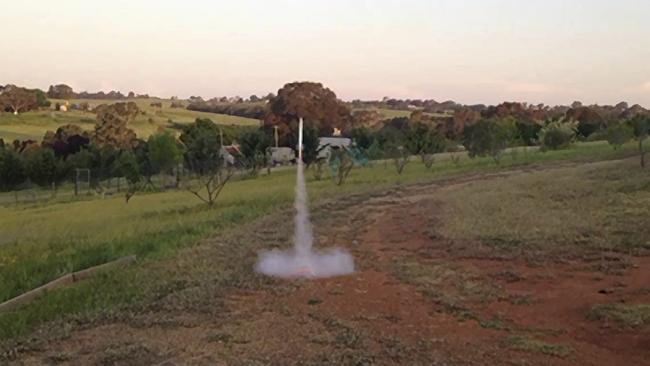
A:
294,158,312,257
255,118,354,279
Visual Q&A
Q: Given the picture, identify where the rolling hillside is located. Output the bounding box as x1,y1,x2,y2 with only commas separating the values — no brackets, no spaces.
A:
0,98,261,142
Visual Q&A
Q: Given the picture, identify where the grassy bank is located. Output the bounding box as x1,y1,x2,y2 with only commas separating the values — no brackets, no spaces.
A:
0,141,640,342
0,98,259,141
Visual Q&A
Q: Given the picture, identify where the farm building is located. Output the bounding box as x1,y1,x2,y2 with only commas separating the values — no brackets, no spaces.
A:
317,137,352,160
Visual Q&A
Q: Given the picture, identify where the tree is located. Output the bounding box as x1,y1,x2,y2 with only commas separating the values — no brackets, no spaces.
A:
42,124,90,157
629,114,650,167
0,86,38,114
47,84,75,99
92,102,139,149
565,107,604,138
0,148,26,191
376,119,407,151
516,120,543,146
264,81,351,143
239,129,271,176
606,121,632,150
405,122,447,168
329,148,355,185
147,131,182,175
180,119,233,206
114,150,141,202
85,145,120,190
32,89,51,108
346,127,374,151
462,118,512,163
538,119,578,152
284,120,321,167
388,145,409,175
24,147,68,188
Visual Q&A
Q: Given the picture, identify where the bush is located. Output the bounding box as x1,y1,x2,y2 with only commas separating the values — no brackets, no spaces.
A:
0,149,26,191
24,147,69,187
345,127,374,150
147,131,182,175
606,122,632,149
463,118,513,163
516,120,542,146
239,129,271,175
405,122,446,168
539,120,577,151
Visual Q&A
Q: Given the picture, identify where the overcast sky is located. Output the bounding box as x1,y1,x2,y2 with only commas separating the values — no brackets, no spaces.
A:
1,0,649,106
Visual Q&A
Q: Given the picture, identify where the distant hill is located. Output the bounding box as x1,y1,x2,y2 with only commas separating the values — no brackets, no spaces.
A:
0,97,260,142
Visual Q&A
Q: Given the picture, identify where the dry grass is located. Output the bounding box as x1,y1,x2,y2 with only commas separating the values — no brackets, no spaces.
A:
427,158,650,261
587,303,650,328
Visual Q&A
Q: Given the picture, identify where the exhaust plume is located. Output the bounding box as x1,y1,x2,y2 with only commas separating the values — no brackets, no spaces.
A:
255,118,354,279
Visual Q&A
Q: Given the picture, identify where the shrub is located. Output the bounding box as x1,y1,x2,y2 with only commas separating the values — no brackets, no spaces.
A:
405,122,446,168
0,149,26,191
24,147,69,187
239,129,271,175
462,118,513,163
539,119,577,151
516,120,542,146
606,122,633,149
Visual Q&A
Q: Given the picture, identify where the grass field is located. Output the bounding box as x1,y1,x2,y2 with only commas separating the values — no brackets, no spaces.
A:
0,98,260,142
0,141,642,350
356,107,451,120
2,141,648,364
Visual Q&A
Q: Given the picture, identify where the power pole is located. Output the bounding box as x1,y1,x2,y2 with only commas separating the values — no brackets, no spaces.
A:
273,125,279,148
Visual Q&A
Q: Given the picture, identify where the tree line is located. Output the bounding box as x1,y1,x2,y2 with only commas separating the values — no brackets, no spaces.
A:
1,81,648,206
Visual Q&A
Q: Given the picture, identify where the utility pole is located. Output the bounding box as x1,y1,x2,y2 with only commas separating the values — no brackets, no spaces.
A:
298,117,303,161
273,125,279,148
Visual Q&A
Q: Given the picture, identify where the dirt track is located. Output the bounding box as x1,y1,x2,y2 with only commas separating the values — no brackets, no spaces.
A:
13,166,650,365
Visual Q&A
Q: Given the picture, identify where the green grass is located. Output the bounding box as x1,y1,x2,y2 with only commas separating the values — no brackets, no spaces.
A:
0,141,640,343
587,304,650,328
0,98,259,141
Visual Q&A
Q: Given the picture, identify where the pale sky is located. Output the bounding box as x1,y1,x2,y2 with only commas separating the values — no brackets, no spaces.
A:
1,0,649,106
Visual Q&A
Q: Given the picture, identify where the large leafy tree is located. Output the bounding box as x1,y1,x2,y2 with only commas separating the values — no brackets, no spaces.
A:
565,106,605,138
42,124,90,157
180,118,222,174
92,102,139,149
147,131,182,175
0,86,38,114
180,118,233,206
264,82,351,144
47,84,75,99
463,118,514,163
